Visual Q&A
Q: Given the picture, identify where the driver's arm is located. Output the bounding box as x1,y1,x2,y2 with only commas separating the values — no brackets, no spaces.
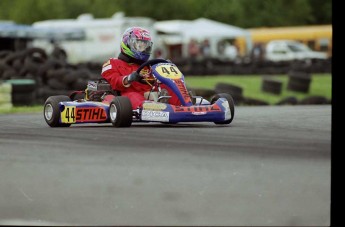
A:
101,59,139,90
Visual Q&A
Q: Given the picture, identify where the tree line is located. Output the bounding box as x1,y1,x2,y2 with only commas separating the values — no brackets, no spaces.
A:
0,0,331,28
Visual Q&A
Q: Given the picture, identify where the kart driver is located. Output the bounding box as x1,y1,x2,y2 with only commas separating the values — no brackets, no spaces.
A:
101,27,181,110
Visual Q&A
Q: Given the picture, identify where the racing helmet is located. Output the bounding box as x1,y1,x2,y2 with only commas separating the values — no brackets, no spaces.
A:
120,27,153,62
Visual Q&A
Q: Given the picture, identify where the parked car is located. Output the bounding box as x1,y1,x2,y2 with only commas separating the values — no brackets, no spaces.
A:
264,40,328,62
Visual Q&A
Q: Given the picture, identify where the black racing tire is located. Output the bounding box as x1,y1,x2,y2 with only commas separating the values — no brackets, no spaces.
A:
109,96,133,127
43,95,72,127
210,93,235,125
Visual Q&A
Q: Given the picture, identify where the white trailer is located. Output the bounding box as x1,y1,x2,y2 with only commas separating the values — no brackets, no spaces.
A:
32,12,157,64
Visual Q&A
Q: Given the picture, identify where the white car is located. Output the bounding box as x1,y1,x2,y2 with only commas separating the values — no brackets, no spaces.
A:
265,40,328,62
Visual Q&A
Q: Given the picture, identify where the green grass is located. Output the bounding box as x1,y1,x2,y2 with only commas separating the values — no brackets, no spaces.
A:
185,73,332,105
0,105,43,114
0,73,332,114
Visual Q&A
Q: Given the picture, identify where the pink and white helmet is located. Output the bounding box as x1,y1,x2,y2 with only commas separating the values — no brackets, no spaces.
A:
120,27,153,62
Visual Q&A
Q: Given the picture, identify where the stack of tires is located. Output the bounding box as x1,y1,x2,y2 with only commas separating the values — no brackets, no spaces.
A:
0,82,12,111
0,47,101,106
5,79,36,106
287,71,311,93
261,76,283,95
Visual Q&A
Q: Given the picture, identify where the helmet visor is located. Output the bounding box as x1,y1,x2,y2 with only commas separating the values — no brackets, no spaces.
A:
129,38,152,54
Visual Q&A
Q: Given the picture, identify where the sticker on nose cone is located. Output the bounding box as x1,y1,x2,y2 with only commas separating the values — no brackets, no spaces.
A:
155,64,182,79
141,110,169,122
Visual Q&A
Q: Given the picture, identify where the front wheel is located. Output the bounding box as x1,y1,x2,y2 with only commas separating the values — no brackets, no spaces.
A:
44,95,72,127
109,96,133,127
210,93,235,125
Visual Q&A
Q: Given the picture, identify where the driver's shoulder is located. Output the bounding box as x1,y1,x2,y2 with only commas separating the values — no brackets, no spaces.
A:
110,58,141,68
103,58,124,64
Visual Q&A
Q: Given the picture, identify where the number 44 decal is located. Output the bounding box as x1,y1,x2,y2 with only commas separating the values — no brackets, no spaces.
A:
155,65,182,79
61,106,76,123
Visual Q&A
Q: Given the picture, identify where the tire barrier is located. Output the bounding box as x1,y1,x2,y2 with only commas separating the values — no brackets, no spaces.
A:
287,71,312,93
214,82,244,105
180,58,331,75
0,47,331,106
0,47,101,106
0,82,12,111
5,79,36,106
261,77,283,95
298,96,330,105
242,97,269,106
275,96,298,105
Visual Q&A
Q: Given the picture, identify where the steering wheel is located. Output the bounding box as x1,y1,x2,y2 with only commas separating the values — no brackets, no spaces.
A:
135,58,170,74
135,58,170,85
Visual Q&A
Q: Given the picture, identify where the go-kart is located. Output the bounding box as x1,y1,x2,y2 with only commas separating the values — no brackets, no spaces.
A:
43,59,235,127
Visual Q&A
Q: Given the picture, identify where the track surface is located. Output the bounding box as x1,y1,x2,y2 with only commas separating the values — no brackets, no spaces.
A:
0,105,331,226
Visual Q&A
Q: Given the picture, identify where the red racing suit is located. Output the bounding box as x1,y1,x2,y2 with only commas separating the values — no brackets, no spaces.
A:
101,58,181,110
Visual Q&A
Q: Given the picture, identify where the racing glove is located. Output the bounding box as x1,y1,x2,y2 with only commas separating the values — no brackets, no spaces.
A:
127,71,141,83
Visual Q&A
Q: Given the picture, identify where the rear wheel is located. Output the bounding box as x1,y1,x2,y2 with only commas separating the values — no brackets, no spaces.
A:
109,96,133,127
44,95,71,127
210,93,235,125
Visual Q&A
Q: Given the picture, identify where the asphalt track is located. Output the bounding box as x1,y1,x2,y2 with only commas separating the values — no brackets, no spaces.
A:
0,105,331,226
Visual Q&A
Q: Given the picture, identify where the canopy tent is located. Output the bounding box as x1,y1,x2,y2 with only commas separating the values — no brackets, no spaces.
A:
154,18,252,57
155,18,250,39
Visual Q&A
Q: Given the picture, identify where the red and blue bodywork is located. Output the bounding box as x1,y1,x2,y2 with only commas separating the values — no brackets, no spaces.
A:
51,60,233,126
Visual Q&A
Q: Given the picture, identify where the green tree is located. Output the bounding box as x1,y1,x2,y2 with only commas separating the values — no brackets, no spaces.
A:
307,0,332,24
0,0,332,26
